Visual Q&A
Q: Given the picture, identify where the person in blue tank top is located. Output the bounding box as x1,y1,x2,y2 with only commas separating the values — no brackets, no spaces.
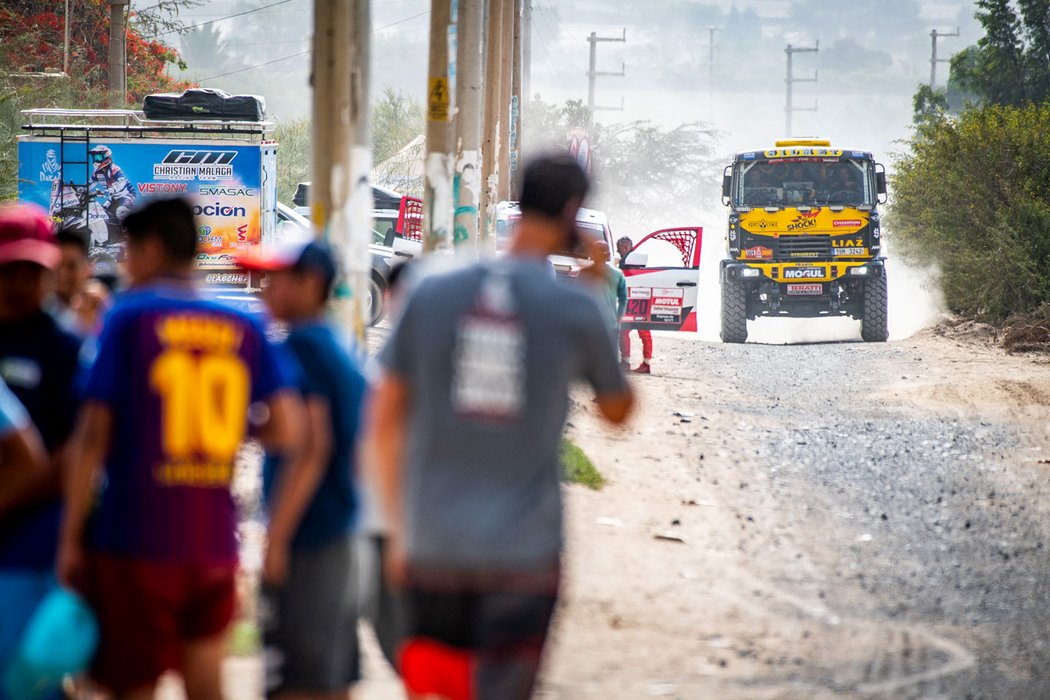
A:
239,238,370,699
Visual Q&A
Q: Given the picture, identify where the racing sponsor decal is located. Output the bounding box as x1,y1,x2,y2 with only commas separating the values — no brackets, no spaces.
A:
786,210,819,232
743,246,773,260
746,218,776,231
138,182,188,194
204,272,249,285
623,287,652,322
153,150,237,181
786,283,823,296
782,267,824,279
763,148,844,158
650,288,685,324
833,219,863,227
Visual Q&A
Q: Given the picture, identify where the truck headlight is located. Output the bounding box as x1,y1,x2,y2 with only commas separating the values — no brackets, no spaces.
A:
849,266,870,277
740,268,761,278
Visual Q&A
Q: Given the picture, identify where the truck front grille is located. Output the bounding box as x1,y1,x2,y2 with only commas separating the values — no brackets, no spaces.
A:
778,236,830,259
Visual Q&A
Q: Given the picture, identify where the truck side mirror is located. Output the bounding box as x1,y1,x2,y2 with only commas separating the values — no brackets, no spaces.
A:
875,164,887,203
721,166,733,205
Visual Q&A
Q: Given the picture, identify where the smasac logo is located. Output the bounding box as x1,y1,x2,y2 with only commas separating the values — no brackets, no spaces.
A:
783,267,824,279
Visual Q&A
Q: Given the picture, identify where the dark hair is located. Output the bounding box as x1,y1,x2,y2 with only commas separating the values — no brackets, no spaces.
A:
518,152,590,219
122,197,198,264
55,227,89,256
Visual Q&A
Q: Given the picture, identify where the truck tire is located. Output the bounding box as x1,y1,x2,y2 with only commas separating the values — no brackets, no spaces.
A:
861,273,889,342
721,277,748,344
368,272,386,327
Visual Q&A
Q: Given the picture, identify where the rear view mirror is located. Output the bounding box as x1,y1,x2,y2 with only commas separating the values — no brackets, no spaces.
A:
624,251,648,267
721,165,733,206
875,163,888,203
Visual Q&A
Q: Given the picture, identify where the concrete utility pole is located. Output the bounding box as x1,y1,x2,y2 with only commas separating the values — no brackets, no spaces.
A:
454,0,484,252
705,26,718,118
785,41,819,137
509,0,523,196
108,0,129,106
311,0,372,338
522,0,532,107
586,29,626,123
479,0,505,249
423,0,454,252
497,1,515,202
929,27,960,89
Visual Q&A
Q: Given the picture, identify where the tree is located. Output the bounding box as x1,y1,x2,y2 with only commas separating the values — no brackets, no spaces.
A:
372,89,424,165
948,0,1050,106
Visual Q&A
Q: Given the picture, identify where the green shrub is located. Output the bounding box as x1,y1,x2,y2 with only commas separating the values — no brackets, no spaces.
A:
561,439,605,490
888,102,1050,321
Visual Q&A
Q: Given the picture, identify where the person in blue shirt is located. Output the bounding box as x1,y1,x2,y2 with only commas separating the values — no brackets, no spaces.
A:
240,238,370,699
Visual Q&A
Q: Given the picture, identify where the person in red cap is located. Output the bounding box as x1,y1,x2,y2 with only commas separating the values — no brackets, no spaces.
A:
238,237,370,700
0,204,84,671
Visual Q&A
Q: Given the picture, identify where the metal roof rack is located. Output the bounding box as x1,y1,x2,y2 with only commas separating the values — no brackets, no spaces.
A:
20,108,274,141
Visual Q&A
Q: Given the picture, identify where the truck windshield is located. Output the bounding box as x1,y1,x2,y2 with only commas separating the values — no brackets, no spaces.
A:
735,158,873,208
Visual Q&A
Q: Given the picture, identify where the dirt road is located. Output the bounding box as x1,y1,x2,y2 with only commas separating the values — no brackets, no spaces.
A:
168,321,1050,700
536,325,1050,699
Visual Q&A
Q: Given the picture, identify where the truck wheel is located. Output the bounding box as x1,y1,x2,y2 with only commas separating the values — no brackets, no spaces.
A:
861,273,889,342
721,277,748,344
368,273,386,327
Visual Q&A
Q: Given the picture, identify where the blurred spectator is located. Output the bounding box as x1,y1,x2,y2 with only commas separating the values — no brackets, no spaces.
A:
240,239,370,699
57,198,303,700
370,152,634,700
578,240,627,335
616,236,653,374
0,204,82,674
49,227,111,340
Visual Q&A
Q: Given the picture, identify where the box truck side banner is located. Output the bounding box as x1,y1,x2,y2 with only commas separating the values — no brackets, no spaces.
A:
17,140,263,270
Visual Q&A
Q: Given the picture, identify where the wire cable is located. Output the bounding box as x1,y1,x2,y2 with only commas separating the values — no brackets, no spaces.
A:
145,0,294,39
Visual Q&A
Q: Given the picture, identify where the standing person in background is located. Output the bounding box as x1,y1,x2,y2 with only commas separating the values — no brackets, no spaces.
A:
57,197,303,700
49,228,111,339
578,240,627,337
239,238,370,700
370,153,634,700
0,205,83,676
616,236,654,374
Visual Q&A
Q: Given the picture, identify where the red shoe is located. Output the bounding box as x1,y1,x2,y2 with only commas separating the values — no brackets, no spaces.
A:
632,363,651,374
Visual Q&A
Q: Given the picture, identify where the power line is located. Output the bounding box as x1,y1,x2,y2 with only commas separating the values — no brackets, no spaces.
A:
145,0,294,39
539,4,582,72
192,10,432,82
532,14,569,89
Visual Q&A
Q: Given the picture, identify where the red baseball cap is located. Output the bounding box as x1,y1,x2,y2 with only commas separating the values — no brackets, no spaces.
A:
0,204,60,269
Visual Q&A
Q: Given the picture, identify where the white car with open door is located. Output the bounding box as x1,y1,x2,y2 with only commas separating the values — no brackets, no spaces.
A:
619,227,703,334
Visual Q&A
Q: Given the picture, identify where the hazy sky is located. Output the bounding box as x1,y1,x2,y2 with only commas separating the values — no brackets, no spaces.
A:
151,0,986,160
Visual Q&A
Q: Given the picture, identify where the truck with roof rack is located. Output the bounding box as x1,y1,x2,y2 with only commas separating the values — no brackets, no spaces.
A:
719,139,889,343
16,105,277,290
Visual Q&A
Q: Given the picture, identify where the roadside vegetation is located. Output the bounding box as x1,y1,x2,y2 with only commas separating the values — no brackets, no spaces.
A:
891,0,1050,332
561,439,605,490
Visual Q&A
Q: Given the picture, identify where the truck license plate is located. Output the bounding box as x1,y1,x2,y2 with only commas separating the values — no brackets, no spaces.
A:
786,284,823,296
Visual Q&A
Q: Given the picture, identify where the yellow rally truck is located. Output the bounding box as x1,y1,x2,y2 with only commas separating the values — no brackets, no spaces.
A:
719,139,889,343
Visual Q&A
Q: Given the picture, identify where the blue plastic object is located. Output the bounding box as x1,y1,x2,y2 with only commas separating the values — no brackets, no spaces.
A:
2,588,98,700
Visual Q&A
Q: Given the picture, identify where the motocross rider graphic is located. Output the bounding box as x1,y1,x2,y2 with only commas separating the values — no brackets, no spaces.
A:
87,145,136,245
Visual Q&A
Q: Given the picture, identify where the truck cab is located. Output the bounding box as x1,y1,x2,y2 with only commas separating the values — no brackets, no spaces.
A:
719,139,889,343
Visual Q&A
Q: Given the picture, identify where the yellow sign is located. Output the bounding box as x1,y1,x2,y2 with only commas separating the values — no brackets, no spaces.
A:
428,77,450,122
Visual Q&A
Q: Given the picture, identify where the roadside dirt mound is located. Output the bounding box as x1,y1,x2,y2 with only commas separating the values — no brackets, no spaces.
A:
1001,306,1050,354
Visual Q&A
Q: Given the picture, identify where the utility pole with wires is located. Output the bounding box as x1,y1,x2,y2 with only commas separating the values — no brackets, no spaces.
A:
310,0,372,338
496,0,514,202
586,29,625,124
108,0,129,106
929,27,959,89
785,41,818,137
704,26,718,118
479,0,505,248
423,0,455,252
453,0,484,252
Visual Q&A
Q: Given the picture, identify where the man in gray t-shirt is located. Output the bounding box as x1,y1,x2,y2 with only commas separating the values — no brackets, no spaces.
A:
371,153,633,700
